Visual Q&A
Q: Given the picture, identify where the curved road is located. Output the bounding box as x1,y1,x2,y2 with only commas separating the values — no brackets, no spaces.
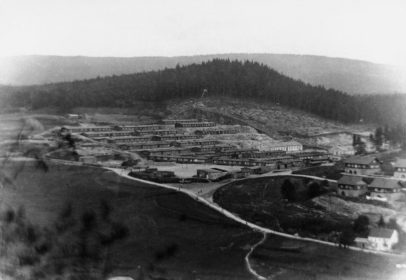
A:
107,168,401,259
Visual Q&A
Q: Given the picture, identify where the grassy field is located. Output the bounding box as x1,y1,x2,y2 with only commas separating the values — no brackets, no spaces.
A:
250,234,404,280
167,97,371,139
0,114,70,142
213,176,353,240
292,165,343,180
213,176,406,279
0,162,260,279
1,162,405,279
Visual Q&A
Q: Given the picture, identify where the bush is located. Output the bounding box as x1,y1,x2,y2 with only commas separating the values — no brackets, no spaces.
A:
281,179,296,202
307,181,322,198
353,215,369,237
0,200,129,279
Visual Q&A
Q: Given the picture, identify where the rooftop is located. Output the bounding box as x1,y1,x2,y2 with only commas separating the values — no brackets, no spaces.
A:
197,168,225,173
338,175,366,186
369,178,401,189
369,228,396,239
394,158,406,168
163,119,198,122
344,155,378,165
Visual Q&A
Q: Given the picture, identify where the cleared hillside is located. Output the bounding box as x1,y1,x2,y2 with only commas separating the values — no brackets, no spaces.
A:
166,97,370,138
1,54,406,94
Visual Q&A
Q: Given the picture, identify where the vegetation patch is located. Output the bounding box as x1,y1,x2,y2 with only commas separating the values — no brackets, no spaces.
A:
213,176,353,242
0,163,259,279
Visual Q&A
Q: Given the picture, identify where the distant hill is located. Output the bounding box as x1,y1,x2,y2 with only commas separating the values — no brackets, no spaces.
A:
1,59,405,125
1,54,405,94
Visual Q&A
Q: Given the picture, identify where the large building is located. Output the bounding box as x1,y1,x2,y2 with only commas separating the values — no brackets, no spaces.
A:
162,119,198,125
343,155,380,176
393,159,406,180
175,121,216,128
267,141,303,153
337,175,367,197
63,125,112,133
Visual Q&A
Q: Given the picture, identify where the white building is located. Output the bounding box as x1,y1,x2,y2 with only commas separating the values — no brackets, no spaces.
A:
367,228,398,251
328,146,355,157
268,141,303,153
393,159,406,181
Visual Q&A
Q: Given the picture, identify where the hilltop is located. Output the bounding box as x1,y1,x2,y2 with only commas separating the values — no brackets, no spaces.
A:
1,54,405,94
1,60,405,125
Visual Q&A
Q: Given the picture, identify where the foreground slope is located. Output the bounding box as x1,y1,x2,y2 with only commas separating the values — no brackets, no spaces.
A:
1,54,406,94
1,162,404,280
0,163,258,279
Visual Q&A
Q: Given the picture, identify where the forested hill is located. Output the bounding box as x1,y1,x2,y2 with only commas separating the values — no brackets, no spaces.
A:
1,54,406,95
1,59,405,125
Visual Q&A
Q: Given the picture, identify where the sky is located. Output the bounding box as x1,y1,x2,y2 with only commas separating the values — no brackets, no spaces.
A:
0,0,406,67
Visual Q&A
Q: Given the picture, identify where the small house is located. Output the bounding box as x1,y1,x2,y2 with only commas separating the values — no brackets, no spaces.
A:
196,168,228,181
368,178,403,201
337,175,367,197
367,228,398,251
240,167,253,177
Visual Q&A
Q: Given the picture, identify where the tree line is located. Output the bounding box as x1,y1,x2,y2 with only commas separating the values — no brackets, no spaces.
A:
1,59,405,125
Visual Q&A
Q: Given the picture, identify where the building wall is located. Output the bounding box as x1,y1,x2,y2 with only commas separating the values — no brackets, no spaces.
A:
337,187,366,197
344,167,380,176
268,144,302,152
368,232,398,251
369,191,403,201
197,171,226,180
394,171,406,180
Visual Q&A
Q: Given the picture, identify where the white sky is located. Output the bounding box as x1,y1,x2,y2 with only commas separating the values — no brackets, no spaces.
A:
0,0,406,66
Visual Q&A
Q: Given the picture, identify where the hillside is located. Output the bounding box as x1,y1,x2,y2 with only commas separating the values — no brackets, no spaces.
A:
0,163,259,279
0,60,359,123
1,54,406,94
166,97,370,139
1,60,405,125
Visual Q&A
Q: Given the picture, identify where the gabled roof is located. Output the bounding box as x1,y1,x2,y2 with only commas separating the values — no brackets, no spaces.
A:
369,178,401,189
394,158,406,168
338,175,366,186
197,168,224,173
369,228,396,239
344,155,378,165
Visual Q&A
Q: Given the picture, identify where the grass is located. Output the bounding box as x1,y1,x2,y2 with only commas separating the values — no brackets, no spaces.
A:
213,176,352,239
0,162,260,279
167,97,371,139
1,162,404,280
0,114,70,142
213,175,406,279
250,235,405,280
292,165,343,180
